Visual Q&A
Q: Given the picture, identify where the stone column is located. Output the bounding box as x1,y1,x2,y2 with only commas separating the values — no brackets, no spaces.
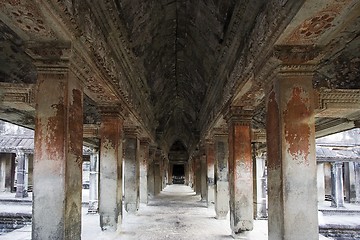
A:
0,154,13,192
266,67,318,240
317,163,325,204
88,150,99,213
200,153,207,201
15,150,28,198
185,163,189,185
147,147,156,199
214,131,229,219
124,127,140,213
355,163,360,204
206,140,215,206
154,163,161,195
253,147,267,219
195,155,201,195
331,162,345,208
139,138,150,204
226,107,254,238
32,46,83,240
99,108,124,231
168,163,174,185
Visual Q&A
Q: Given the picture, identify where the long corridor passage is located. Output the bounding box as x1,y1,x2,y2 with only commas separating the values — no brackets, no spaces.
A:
83,184,266,240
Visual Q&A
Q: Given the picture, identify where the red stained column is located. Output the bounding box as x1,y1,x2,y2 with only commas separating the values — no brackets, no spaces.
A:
266,73,318,240
226,107,254,238
99,108,124,231
32,49,83,240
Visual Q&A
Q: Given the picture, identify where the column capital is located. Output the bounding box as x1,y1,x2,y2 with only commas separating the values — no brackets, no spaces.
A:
99,105,126,120
140,138,151,145
124,126,141,138
25,41,72,74
212,127,228,138
224,106,253,125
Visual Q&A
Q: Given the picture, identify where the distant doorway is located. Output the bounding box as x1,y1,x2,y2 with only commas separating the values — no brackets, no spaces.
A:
172,164,185,184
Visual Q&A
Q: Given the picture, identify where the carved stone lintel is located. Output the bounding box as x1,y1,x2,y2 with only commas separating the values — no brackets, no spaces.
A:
140,137,151,145
212,127,228,138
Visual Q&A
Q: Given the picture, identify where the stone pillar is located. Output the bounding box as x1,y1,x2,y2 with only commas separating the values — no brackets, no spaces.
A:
124,127,140,213
355,163,360,204
139,138,150,204
99,108,124,231
206,140,215,206
0,154,13,192
348,162,357,203
253,147,267,219
15,150,28,198
154,150,162,195
147,147,156,199
266,68,318,240
184,163,189,185
331,162,345,208
200,154,207,201
214,131,229,219
32,48,83,240
88,150,99,213
317,163,325,204
195,156,201,195
154,164,161,195
226,107,253,238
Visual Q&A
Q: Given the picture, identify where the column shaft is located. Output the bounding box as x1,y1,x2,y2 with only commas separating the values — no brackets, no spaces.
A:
88,151,99,213
206,141,215,206
124,129,140,213
15,151,28,198
139,140,149,204
317,163,325,204
227,112,253,237
99,113,123,231
200,154,207,201
253,149,267,219
33,70,83,240
214,134,229,219
147,149,155,199
266,74,318,240
331,162,345,208
355,163,360,203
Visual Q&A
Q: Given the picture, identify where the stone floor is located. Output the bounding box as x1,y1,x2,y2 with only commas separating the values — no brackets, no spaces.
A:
1,185,359,239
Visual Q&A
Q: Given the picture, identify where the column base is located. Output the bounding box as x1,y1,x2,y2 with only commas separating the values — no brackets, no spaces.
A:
15,191,28,198
215,211,228,220
232,230,251,239
88,200,98,214
125,202,138,213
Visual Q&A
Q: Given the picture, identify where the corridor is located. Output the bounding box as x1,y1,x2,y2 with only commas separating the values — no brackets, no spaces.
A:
82,184,267,240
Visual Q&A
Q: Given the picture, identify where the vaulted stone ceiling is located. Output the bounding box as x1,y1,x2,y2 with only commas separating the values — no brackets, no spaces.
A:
114,0,240,150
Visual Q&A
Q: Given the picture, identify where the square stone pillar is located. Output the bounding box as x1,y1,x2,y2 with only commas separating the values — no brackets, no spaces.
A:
99,108,124,231
139,138,150,204
266,70,318,240
200,153,208,201
355,163,360,204
32,48,83,240
0,153,13,192
195,155,202,195
331,162,345,208
15,150,28,198
88,150,99,213
214,131,229,219
226,107,254,238
147,147,156,199
124,127,140,213
206,140,215,206
253,146,267,219
317,163,325,204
